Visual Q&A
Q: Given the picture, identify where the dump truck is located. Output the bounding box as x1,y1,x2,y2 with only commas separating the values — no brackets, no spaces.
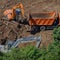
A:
28,11,60,33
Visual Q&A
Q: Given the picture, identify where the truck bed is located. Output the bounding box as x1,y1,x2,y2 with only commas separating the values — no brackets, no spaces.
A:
29,12,56,25
29,12,55,19
30,13,51,18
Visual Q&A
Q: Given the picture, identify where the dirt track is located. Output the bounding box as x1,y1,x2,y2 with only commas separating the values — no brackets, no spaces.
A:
0,0,60,47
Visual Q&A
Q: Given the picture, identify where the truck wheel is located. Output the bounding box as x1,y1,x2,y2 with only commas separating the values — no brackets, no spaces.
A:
31,26,37,34
40,26,45,31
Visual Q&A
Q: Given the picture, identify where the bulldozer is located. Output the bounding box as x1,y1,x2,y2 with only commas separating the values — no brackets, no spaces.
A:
3,3,25,22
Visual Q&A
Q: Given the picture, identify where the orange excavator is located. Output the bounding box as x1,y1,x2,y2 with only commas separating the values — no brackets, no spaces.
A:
3,3,25,22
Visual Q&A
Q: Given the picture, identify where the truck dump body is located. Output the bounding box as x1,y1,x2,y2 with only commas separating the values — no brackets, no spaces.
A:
30,13,51,18
29,12,56,26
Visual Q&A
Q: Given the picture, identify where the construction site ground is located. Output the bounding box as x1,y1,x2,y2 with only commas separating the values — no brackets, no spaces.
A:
0,0,60,47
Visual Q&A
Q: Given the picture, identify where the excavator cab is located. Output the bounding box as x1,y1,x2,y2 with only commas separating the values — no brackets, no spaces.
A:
15,8,22,21
15,9,21,15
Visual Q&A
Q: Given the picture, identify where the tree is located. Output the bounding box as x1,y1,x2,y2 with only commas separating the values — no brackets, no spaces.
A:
53,27,60,41
2,45,42,60
45,27,60,60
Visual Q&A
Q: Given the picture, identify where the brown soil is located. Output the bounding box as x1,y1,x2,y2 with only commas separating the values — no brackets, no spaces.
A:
40,30,53,48
18,41,36,48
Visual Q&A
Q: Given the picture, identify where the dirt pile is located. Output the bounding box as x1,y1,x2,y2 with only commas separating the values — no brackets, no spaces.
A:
0,20,27,44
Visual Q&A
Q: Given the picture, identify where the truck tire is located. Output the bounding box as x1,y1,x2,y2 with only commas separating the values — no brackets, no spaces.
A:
40,26,46,31
31,26,37,34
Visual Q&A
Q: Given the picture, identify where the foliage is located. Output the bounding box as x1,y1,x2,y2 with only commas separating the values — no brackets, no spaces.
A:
0,27,60,60
0,46,42,60
53,27,60,41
